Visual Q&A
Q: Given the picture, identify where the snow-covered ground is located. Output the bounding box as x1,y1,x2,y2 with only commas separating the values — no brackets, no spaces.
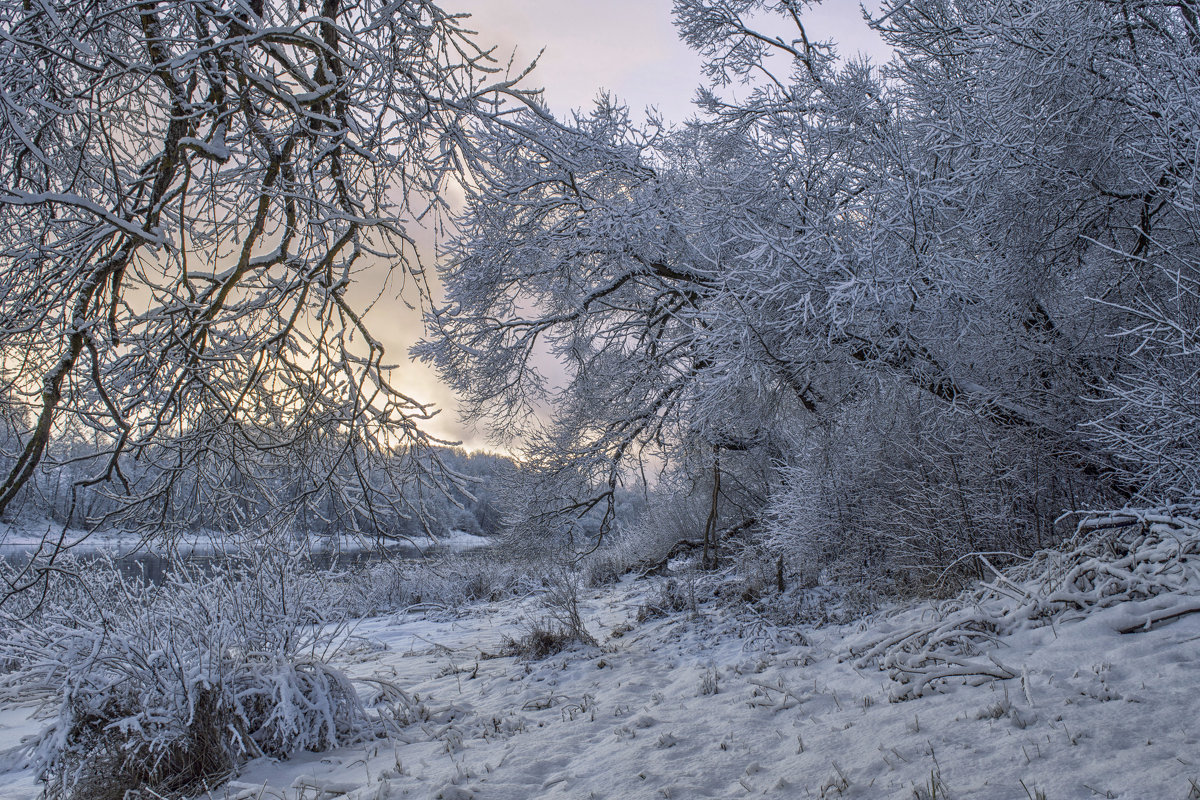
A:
4,568,1195,800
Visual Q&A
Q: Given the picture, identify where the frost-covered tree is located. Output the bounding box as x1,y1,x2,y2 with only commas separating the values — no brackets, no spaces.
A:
868,0,1198,494
0,0,541,553
422,0,1200,579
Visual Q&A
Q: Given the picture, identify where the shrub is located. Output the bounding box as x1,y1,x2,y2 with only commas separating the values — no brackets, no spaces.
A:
636,577,696,622
1,548,369,800
763,388,1102,598
337,552,534,617
501,619,578,660
503,568,597,659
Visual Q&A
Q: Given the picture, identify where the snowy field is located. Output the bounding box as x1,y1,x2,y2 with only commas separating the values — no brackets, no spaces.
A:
3,554,1196,800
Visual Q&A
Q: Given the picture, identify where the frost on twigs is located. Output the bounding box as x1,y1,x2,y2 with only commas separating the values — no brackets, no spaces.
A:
0,0,544,563
503,568,598,660
0,549,377,800
850,506,1200,701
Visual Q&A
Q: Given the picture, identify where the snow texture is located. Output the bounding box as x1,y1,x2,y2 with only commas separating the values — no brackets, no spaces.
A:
4,515,1197,799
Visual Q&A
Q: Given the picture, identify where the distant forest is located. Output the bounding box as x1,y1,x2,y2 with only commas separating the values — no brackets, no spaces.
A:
0,424,515,542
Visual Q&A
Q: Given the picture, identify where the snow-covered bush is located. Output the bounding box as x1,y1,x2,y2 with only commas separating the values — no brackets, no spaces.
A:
765,388,1098,598
337,552,535,617
636,576,697,622
1,549,369,799
504,568,597,658
578,529,669,586
1091,292,1200,500
502,619,579,660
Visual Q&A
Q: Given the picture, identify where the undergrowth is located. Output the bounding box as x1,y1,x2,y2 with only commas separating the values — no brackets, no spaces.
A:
504,568,598,659
0,548,370,799
851,507,1200,700
337,552,542,617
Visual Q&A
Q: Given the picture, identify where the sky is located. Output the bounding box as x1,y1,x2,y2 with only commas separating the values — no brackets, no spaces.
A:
453,0,891,122
380,1,891,450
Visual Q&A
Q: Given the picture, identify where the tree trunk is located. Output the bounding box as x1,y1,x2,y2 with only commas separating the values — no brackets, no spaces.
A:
702,447,721,570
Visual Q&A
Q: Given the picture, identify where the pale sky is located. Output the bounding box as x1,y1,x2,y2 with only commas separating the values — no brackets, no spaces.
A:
378,1,891,450
454,0,890,122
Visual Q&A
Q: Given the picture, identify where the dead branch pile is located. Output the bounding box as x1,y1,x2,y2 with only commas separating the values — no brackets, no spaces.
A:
849,507,1200,700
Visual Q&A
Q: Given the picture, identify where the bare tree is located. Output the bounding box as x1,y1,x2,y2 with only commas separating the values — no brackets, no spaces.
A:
0,0,539,567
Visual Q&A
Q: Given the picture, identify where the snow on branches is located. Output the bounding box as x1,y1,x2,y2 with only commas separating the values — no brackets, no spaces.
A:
0,0,543,565
422,0,1200,564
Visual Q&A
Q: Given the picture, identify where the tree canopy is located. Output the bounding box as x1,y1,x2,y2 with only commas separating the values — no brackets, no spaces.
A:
0,0,545,549
420,0,1200,584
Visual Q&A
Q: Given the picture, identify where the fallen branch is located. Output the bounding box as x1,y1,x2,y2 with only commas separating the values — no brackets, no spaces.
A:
850,506,1200,699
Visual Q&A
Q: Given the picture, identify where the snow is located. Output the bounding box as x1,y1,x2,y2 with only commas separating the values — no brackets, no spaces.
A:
434,530,493,551
0,521,494,558
0,702,42,799
0,519,145,553
4,567,1196,799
